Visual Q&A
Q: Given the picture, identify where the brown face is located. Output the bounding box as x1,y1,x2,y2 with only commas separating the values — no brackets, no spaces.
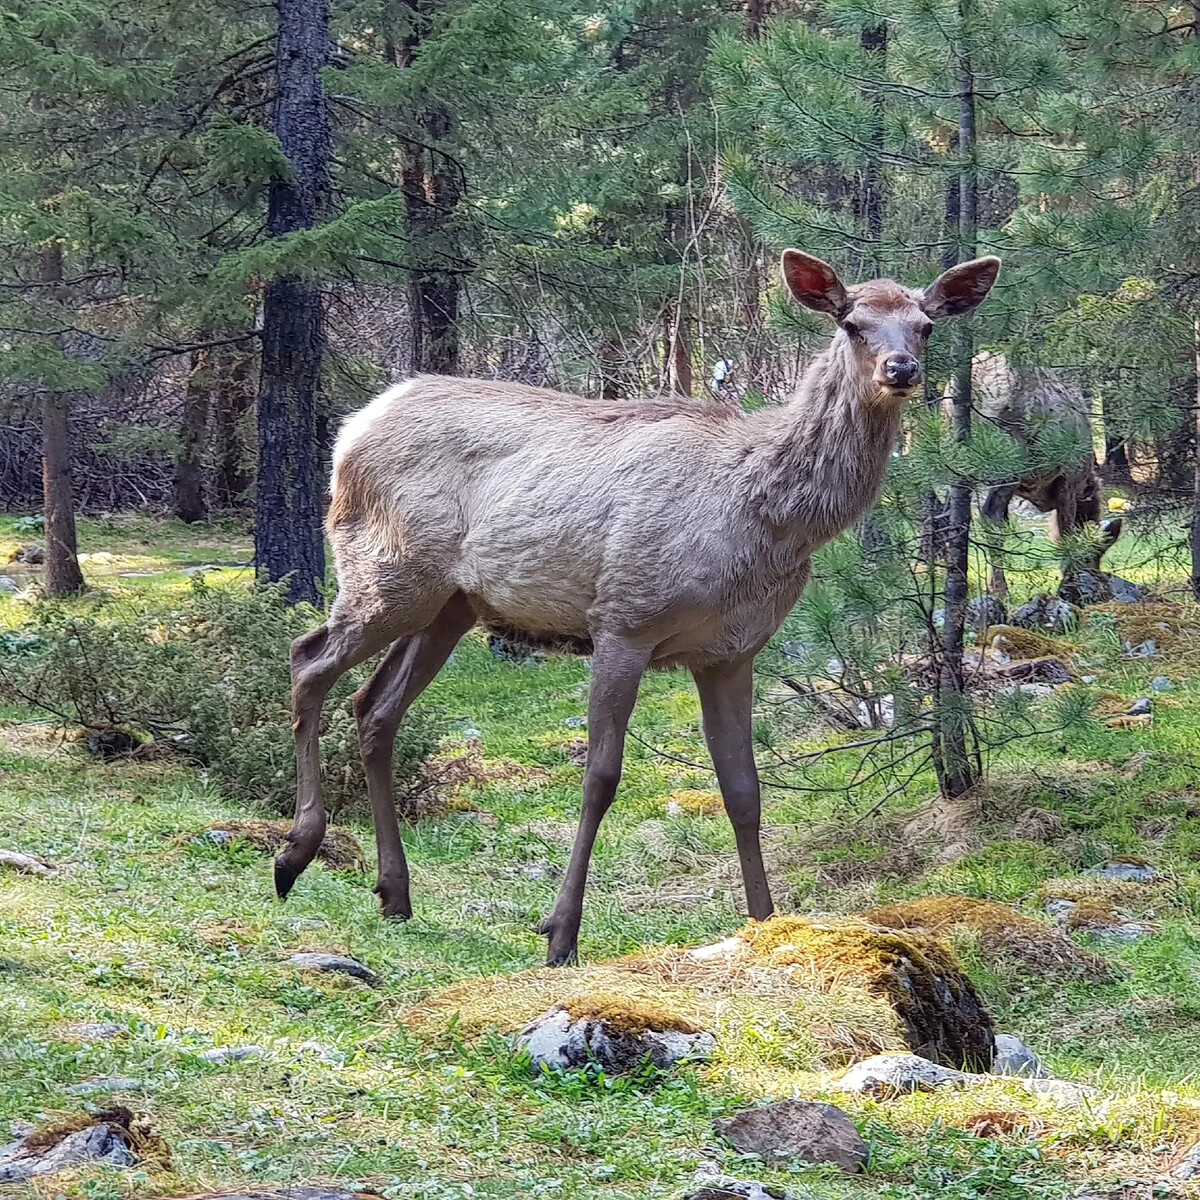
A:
779,250,1003,405
838,281,933,400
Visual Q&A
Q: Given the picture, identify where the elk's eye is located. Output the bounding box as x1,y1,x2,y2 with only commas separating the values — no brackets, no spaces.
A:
842,320,860,338
920,320,934,338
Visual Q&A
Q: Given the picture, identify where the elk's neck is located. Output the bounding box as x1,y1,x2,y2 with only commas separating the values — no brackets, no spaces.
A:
751,337,903,539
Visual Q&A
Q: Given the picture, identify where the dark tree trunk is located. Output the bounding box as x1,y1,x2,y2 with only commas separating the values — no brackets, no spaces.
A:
214,347,256,508
857,22,887,275
39,244,85,598
935,6,981,800
665,301,694,397
600,338,623,399
175,350,210,523
746,0,768,39
1102,432,1132,486
255,0,331,605
1192,320,1200,601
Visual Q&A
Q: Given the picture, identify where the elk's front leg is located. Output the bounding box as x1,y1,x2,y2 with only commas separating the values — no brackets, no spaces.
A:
693,658,774,922
980,483,1016,600
539,634,651,965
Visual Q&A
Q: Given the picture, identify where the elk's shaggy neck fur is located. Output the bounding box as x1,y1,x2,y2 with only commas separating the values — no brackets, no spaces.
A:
752,332,902,536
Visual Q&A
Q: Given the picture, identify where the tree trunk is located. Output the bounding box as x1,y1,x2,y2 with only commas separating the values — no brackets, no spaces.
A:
935,5,980,799
600,338,624,399
255,0,331,605
1191,319,1200,601
857,22,887,275
175,350,210,523
214,347,256,508
39,244,85,598
665,301,694,397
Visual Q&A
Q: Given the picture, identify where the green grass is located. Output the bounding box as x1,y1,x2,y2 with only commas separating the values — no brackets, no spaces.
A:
1,516,1200,1199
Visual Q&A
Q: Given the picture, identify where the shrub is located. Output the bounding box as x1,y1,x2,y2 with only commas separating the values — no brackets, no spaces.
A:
0,580,442,817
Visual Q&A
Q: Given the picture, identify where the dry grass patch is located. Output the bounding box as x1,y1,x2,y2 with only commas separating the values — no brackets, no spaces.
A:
862,895,1115,980
663,789,724,817
405,942,906,1074
987,625,1074,660
1090,600,1200,660
196,819,367,872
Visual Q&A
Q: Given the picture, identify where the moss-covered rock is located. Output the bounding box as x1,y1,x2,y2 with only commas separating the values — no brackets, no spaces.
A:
738,916,995,1072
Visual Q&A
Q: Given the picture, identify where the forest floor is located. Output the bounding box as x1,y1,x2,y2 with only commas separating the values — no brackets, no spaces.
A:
1,514,1199,1200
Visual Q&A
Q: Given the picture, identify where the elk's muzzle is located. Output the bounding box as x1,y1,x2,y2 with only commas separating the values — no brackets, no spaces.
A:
881,352,921,389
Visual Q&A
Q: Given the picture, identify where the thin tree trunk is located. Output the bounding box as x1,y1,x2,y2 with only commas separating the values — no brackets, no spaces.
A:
255,0,330,605
600,338,623,399
38,244,85,598
175,350,210,523
214,347,256,508
857,22,887,275
1191,319,1200,601
935,4,980,799
666,301,694,397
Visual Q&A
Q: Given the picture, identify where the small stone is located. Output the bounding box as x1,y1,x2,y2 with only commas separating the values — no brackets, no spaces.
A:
1081,674,1098,684
286,952,379,986
1126,698,1153,716
563,716,586,729
63,1022,127,1041
1086,860,1158,884
686,937,744,962
1108,575,1146,604
992,1034,1050,1079
967,596,1008,633
1124,639,1157,658
686,1178,795,1200
1045,898,1076,924
1149,676,1174,692
0,1122,136,1183
197,1045,265,1064
713,1100,868,1173
517,1006,715,1074
1021,1077,1098,1105
65,1076,146,1095
0,849,54,876
0,577,17,594
835,1053,969,1098
1173,1142,1200,1180
1012,595,1076,635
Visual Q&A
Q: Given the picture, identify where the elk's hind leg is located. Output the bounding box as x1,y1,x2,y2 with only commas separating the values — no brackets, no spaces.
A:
693,658,774,922
277,607,401,901
353,592,476,918
981,483,1016,599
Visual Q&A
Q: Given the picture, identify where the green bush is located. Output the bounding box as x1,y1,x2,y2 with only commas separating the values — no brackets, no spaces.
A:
0,580,442,817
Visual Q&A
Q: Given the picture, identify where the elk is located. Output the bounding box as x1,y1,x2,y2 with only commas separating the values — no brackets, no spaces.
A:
276,251,1001,965
964,351,1121,597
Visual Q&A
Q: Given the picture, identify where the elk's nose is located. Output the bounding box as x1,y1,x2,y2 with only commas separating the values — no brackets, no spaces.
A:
884,353,920,387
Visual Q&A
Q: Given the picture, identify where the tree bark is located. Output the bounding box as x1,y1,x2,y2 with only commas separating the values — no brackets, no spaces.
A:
175,350,210,523
1191,319,1200,601
214,347,256,508
255,0,331,605
857,22,887,275
38,244,85,598
665,301,694,397
935,4,980,799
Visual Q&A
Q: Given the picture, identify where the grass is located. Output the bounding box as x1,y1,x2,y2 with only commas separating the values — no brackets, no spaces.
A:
1,514,1200,1199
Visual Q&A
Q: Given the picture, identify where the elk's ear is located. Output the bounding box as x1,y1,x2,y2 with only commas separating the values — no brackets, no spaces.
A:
781,250,848,318
923,256,1001,319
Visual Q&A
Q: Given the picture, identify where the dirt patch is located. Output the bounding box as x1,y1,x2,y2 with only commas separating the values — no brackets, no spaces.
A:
196,820,366,872
664,789,725,817
862,895,1114,981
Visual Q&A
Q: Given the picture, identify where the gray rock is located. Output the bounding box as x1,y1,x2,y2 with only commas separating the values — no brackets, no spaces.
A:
0,849,54,876
713,1100,868,1173
517,1006,715,1074
0,577,17,594
286,953,379,986
992,1034,1050,1079
1061,571,1112,606
1045,898,1076,924
563,716,586,729
1108,575,1146,604
686,1164,795,1200
197,1045,265,1064
1086,860,1158,883
1174,1141,1200,1180
1150,676,1174,692
1021,1077,1098,1105
0,1122,136,1183
1125,697,1153,716
1012,595,1076,635
967,596,1007,633
1085,920,1155,944
64,1077,146,1095
64,1022,127,1041
521,859,562,881
11,544,44,565
1124,639,1157,657
835,1053,969,1097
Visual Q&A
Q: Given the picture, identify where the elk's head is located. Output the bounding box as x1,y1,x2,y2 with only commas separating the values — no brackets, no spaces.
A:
781,251,1002,405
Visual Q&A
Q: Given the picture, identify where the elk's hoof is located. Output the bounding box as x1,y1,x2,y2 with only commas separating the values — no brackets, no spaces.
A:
374,880,412,921
274,855,303,900
538,914,579,967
